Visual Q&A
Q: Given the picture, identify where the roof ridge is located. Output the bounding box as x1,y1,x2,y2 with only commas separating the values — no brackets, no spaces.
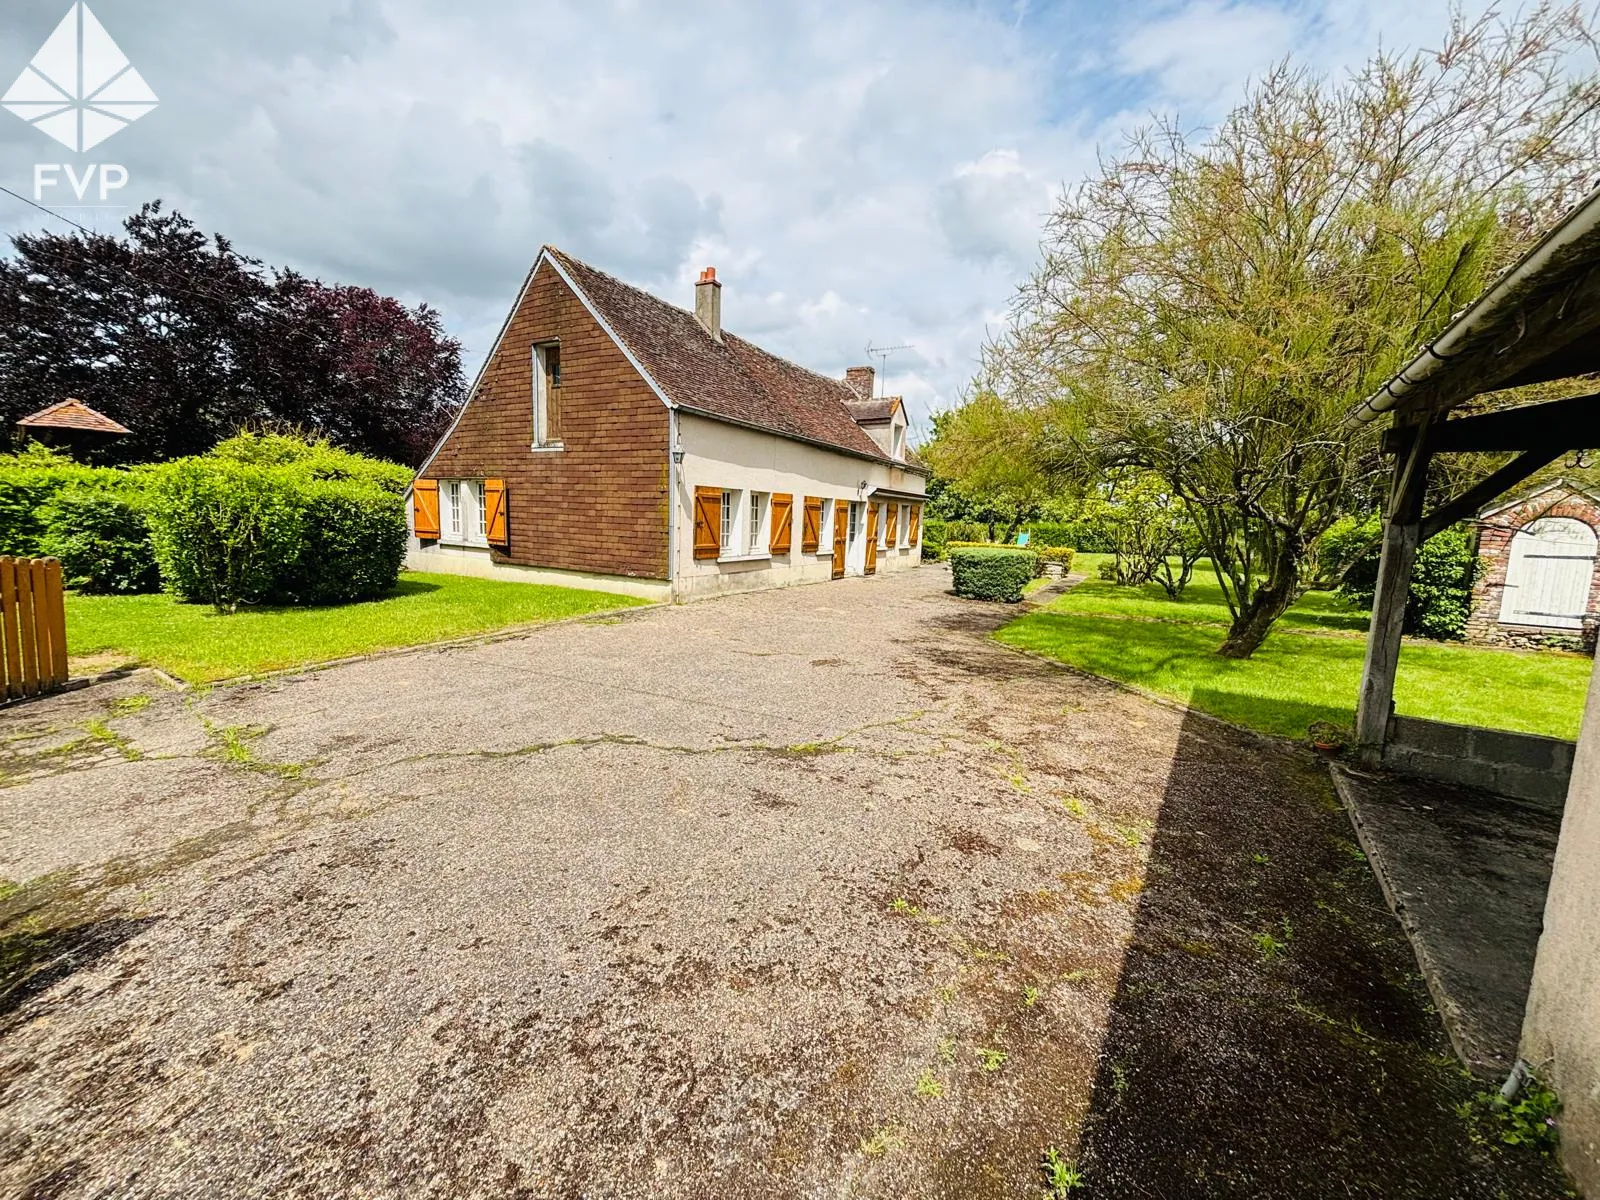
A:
548,246,858,401
544,246,913,467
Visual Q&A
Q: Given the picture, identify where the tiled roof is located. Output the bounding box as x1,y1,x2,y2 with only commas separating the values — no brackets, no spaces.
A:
843,397,900,423
548,248,919,468
17,398,130,435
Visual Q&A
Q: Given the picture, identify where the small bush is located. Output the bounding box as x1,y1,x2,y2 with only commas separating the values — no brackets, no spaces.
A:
272,478,407,605
1038,545,1076,571
39,482,160,593
922,518,946,561
950,546,1038,602
148,459,306,610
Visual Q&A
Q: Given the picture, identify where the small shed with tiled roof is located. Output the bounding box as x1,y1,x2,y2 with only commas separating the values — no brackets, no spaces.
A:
410,248,928,602
16,398,130,449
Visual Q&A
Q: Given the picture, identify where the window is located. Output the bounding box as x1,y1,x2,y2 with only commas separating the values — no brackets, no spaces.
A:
439,479,487,547
847,502,861,542
877,503,888,548
445,480,463,540
899,504,910,546
748,491,768,555
720,490,735,553
533,342,562,447
892,424,905,460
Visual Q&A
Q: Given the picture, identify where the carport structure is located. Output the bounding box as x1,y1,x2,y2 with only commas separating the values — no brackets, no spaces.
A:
1349,183,1600,1192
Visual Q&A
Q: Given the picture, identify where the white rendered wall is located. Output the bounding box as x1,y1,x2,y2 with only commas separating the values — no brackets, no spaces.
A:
673,414,925,600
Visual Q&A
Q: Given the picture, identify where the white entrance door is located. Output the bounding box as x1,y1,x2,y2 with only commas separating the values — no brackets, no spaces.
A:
1499,516,1598,629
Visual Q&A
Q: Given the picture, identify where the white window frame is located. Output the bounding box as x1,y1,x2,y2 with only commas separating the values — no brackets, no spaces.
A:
898,504,910,547
892,423,905,460
720,489,735,554
877,502,888,549
532,342,563,451
748,491,768,555
440,478,488,548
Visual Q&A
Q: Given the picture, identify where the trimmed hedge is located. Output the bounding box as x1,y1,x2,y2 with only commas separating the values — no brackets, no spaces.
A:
148,458,307,609
950,546,1038,602
273,477,408,605
40,483,161,594
0,433,411,610
0,445,116,556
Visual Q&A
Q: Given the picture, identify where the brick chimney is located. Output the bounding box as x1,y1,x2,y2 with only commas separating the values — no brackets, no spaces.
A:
844,366,875,401
694,267,722,342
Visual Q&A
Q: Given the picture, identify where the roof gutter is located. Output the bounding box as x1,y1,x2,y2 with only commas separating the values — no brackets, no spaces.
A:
1349,184,1600,427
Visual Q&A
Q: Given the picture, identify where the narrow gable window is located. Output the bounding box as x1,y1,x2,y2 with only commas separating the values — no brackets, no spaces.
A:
892,424,905,460
533,342,562,447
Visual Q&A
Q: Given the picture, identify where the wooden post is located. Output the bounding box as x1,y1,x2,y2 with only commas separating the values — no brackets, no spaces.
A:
1355,422,1431,764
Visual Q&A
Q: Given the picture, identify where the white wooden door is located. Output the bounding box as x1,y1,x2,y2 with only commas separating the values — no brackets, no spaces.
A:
1499,517,1597,629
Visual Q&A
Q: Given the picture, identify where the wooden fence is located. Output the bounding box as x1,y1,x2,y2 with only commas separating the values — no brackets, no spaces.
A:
0,556,68,699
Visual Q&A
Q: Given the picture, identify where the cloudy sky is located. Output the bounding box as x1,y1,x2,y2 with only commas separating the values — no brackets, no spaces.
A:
0,0,1492,436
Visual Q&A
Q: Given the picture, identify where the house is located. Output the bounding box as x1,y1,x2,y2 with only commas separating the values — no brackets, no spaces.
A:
408,249,928,602
1465,480,1600,650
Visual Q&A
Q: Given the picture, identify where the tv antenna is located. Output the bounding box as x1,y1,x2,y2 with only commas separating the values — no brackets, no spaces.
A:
864,341,912,398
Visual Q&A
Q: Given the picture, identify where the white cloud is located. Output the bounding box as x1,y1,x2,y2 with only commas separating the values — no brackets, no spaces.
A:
0,0,1508,431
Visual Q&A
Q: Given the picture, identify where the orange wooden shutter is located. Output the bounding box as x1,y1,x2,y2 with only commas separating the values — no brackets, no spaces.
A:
909,505,921,544
412,479,440,538
770,493,793,554
484,479,509,546
865,505,879,575
693,487,722,559
802,497,822,553
885,503,898,546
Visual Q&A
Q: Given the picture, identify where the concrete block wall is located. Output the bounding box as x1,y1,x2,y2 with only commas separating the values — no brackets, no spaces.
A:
1382,715,1575,805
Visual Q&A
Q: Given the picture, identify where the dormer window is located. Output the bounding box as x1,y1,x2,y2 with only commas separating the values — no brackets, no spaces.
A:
891,424,905,460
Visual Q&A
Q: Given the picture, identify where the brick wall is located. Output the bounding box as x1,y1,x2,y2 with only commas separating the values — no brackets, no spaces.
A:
424,261,670,579
1466,490,1600,649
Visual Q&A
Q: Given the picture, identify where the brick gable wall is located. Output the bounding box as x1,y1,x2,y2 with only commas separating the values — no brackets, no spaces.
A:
1466,491,1600,648
424,262,670,579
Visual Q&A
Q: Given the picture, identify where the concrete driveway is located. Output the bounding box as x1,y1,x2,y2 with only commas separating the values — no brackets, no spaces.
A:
0,567,1563,1199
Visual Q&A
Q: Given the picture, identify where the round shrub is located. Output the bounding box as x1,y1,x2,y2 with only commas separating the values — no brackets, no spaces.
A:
950,546,1038,602
271,477,407,605
147,458,306,610
39,482,161,594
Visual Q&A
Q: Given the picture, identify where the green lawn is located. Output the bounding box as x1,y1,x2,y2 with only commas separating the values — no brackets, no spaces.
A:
67,571,647,683
1003,553,1591,741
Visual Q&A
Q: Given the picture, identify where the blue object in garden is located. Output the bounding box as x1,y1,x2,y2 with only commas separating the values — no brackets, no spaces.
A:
1017,532,1030,545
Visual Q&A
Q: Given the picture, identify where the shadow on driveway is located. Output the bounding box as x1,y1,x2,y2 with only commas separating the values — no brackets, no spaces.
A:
1070,692,1570,1199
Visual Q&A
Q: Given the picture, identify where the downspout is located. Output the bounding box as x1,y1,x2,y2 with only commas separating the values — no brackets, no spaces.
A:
667,407,681,603
1349,183,1600,427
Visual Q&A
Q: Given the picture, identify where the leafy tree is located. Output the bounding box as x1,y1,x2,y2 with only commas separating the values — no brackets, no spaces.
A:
921,392,1051,542
983,6,1600,656
0,203,464,465
1083,472,1205,598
